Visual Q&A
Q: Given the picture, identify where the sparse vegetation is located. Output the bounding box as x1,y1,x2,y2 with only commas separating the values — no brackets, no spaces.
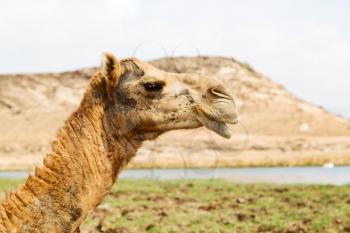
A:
236,61,257,74
1,179,349,233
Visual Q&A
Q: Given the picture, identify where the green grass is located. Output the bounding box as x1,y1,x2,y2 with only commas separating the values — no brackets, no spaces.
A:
1,179,350,232
0,179,23,193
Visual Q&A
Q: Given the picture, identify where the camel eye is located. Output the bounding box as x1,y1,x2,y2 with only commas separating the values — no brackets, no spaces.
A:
143,82,164,92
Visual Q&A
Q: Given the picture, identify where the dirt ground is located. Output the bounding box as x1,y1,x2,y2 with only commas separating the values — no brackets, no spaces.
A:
1,179,350,233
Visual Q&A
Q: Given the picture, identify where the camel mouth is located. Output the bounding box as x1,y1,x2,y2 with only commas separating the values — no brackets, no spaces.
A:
200,116,232,139
194,106,238,139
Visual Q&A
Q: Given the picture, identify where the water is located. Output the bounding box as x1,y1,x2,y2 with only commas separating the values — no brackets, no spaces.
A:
1,166,350,185
0,171,28,179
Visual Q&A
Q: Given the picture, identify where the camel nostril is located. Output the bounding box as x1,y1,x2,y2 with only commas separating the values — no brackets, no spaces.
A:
209,85,233,100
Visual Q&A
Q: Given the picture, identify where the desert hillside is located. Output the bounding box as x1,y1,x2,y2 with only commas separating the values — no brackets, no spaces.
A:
0,56,349,170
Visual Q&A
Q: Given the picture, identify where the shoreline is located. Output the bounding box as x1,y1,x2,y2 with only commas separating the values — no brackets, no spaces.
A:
2,166,350,185
1,135,350,171
1,153,349,172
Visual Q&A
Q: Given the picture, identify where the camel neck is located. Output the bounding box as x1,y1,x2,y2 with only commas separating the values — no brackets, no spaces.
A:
0,100,143,232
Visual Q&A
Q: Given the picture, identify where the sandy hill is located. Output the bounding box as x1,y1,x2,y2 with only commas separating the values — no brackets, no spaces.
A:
0,56,349,170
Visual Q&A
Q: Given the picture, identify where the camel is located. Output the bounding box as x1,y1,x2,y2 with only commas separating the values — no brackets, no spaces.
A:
0,53,239,232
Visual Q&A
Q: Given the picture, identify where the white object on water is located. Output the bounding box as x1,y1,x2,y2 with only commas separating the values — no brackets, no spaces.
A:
323,163,334,168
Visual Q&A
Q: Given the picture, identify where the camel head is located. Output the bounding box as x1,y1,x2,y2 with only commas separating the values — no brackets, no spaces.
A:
99,52,239,140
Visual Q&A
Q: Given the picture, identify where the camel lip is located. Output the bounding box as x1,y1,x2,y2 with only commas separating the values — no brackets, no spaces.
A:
202,117,232,139
194,106,233,139
194,99,239,127
195,105,239,125
227,116,240,125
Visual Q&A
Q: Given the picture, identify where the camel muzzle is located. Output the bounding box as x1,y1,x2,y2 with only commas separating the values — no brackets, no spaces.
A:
194,85,239,139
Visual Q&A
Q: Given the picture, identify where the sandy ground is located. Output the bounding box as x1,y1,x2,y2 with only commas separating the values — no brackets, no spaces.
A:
1,108,349,171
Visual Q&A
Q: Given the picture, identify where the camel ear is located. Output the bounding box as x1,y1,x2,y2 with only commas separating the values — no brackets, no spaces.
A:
101,52,123,87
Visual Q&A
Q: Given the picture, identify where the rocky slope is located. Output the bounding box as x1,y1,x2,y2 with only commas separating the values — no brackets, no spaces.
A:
0,57,349,170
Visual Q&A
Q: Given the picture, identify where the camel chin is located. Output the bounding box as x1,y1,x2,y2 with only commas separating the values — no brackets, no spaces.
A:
197,114,232,139
195,106,238,139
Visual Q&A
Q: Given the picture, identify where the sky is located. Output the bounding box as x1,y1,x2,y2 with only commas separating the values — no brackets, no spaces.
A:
0,0,349,118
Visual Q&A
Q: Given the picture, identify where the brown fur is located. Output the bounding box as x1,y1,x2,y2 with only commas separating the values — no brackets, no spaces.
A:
0,53,238,232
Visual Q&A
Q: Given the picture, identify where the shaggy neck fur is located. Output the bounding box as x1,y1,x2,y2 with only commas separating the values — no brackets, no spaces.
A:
0,73,148,233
